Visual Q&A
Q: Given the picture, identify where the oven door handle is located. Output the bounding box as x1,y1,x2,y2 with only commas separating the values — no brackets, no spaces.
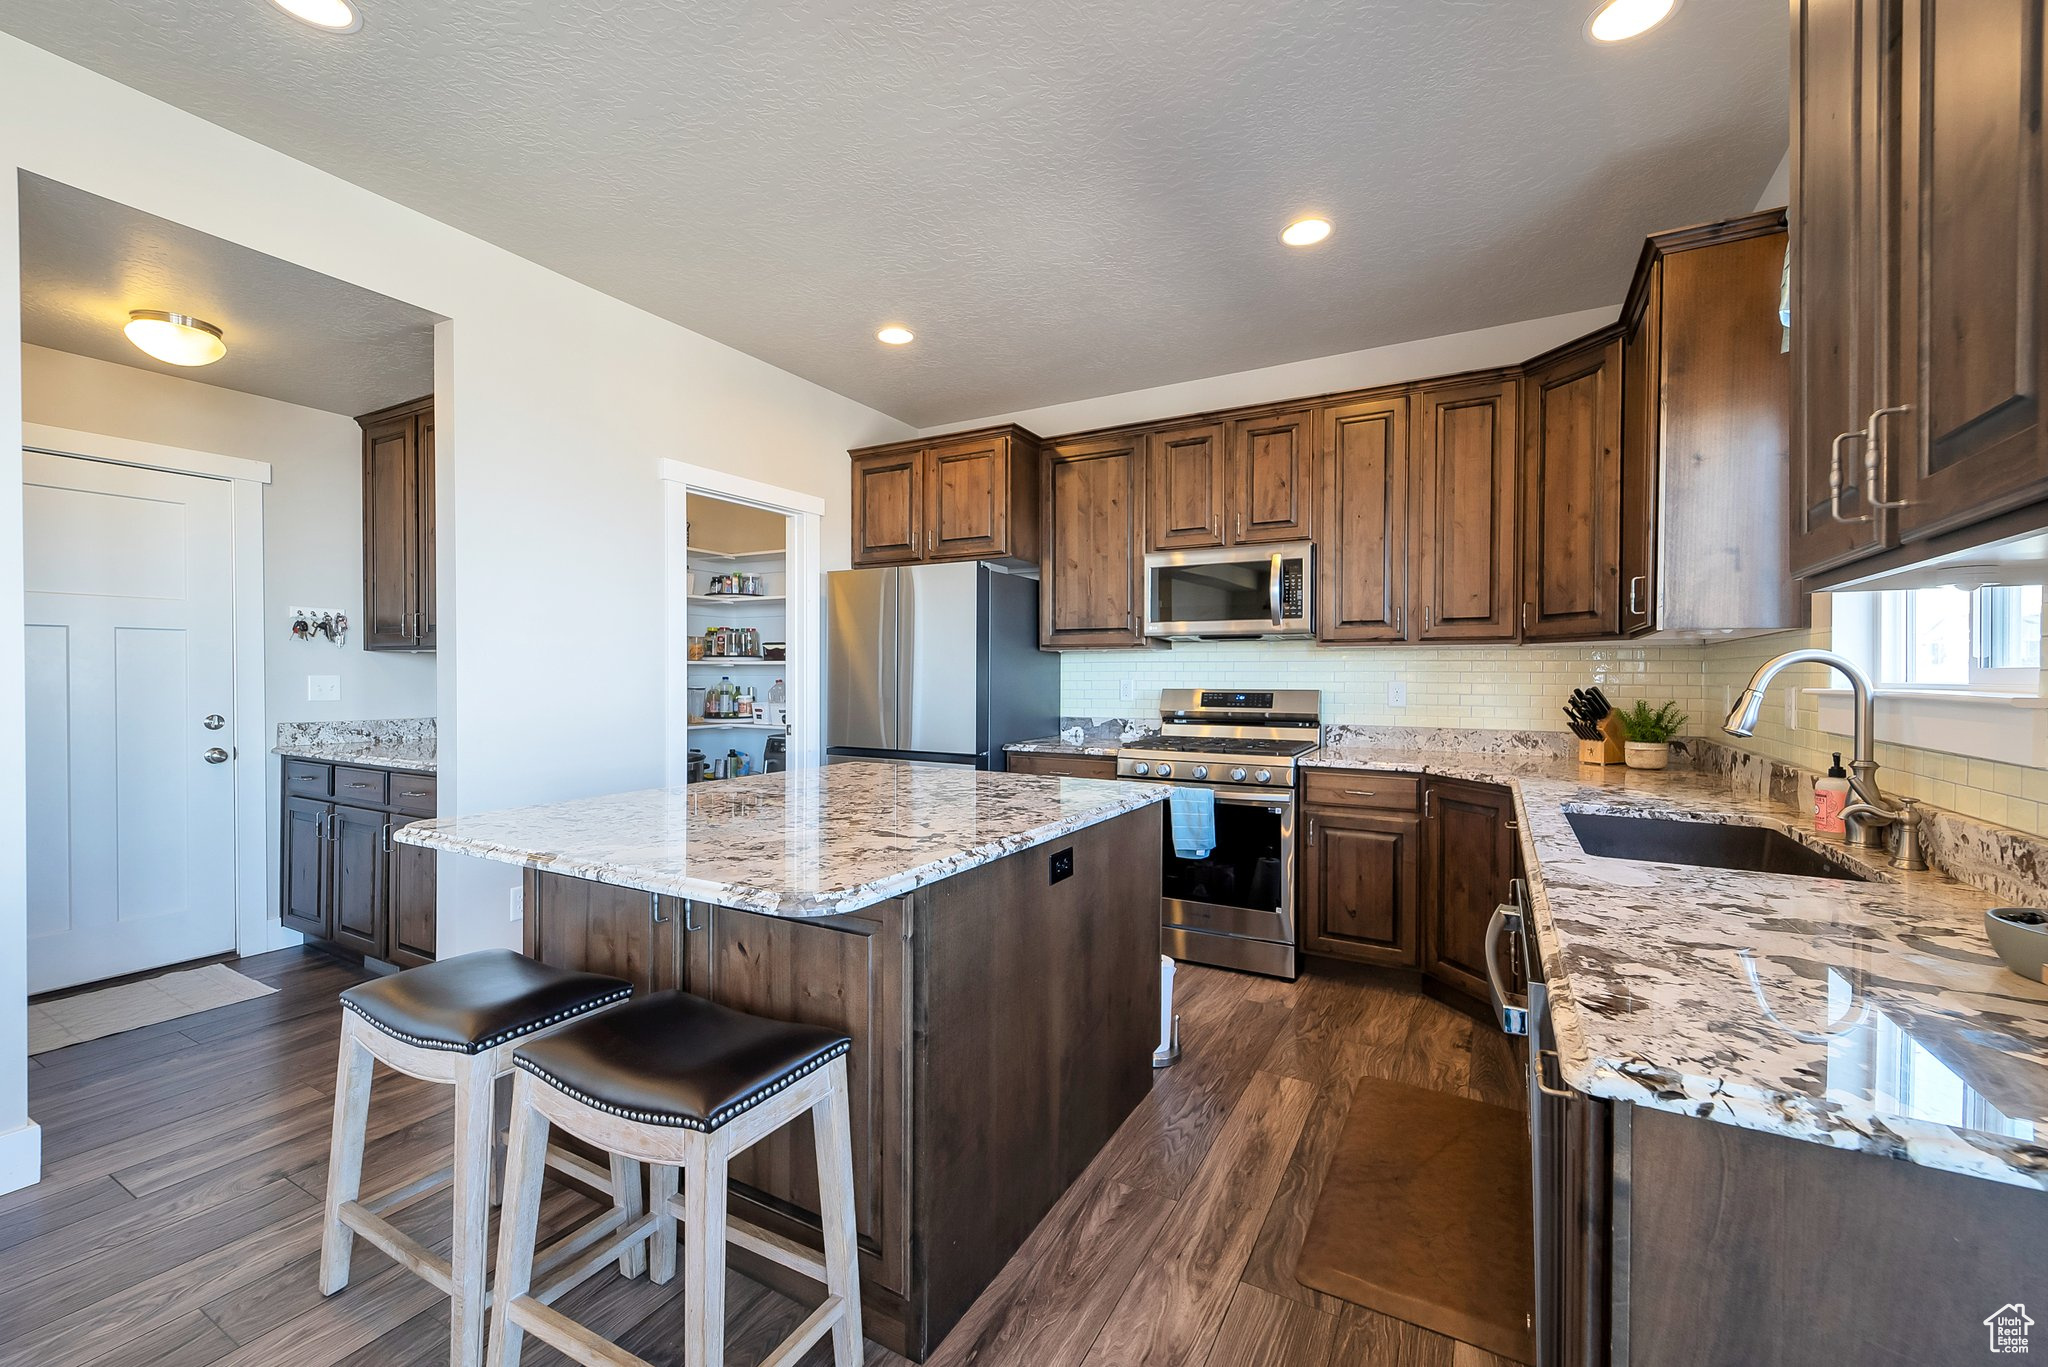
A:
1207,786,1293,807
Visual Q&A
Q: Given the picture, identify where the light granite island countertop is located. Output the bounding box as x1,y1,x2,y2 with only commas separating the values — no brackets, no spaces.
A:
395,759,1165,917
399,758,1165,1360
1306,740,2048,1191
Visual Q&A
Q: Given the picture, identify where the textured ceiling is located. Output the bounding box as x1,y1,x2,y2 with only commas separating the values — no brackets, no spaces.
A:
17,173,436,417
0,1,1788,428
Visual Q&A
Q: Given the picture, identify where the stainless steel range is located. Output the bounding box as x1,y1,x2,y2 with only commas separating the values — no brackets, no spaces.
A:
1117,688,1321,979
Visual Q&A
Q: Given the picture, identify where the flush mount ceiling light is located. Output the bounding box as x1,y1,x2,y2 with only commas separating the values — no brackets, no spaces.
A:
876,325,915,346
267,0,362,33
1280,217,1332,248
124,310,227,367
1586,0,1679,43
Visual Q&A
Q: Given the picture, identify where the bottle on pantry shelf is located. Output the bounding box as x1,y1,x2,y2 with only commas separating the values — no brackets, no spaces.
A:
1814,753,1851,837
717,676,736,719
768,678,786,705
737,686,753,720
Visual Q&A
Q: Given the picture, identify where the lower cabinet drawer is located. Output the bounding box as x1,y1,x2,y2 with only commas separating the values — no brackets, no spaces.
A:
1302,770,1421,812
1005,751,1118,780
332,766,390,806
389,773,438,816
283,760,333,799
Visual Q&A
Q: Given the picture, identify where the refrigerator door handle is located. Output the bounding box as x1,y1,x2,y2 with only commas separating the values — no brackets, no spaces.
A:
894,567,914,750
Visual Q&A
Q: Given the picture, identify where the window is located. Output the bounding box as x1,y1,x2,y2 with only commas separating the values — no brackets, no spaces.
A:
1867,584,2042,692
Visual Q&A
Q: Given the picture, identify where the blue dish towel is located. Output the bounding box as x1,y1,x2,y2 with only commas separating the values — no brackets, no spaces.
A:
1168,785,1217,859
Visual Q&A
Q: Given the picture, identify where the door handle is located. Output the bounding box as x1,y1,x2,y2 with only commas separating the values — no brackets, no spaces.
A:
202,747,230,764
1268,552,1283,627
1863,405,1913,510
1828,429,1871,524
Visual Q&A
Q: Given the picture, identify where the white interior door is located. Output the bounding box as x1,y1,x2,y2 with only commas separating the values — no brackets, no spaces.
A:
24,452,238,994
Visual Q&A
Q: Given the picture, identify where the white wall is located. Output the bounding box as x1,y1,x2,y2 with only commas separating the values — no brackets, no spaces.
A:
1,34,915,1182
919,306,1618,439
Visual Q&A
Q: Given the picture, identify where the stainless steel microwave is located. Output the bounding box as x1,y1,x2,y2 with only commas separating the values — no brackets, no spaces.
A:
1143,542,1314,639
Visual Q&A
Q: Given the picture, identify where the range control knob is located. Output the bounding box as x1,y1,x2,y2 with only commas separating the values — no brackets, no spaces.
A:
1229,766,1249,783
1191,764,1210,781
1253,768,1273,784
1131,761,1150,776
1155,762,1174,779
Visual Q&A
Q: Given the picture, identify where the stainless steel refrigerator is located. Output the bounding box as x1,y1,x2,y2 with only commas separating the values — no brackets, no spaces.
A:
826,562,1059,769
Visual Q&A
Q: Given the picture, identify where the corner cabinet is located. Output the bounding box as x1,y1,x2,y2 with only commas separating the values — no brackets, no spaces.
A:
1420,777,1516,1003
279,760,436,966
849,427,1043,567
1791,0,2048,583
358,396,435,651
1040,433,1150,648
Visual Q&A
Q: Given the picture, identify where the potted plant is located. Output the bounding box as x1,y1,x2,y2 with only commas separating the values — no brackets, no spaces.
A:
1617,700,1687,770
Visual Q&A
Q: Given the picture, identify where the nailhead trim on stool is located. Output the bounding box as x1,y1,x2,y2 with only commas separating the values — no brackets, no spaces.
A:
341,985,634,1054
513,1040,853,1131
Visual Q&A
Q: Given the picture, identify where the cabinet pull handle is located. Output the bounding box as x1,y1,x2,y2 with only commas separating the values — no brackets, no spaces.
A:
683,902,703,933
1393,605,1403,636
380,822,393,853
1424,788,1434,819
1307,817,1316,847
1534,1047,1577,1102
347,781,374,790
1521,601,1530,632
650,893,669,925
1628,575,1646,616
400,789,429,799
1863,405,1914,510
1828,429,1871,524
1342,789,1377,797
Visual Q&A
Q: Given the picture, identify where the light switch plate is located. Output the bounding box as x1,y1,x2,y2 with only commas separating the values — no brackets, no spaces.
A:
509,885,523,922
307,675,341,702
1388,680,1408,708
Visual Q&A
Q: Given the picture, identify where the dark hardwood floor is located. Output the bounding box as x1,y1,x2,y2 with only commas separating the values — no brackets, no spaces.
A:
0,947,1524,1367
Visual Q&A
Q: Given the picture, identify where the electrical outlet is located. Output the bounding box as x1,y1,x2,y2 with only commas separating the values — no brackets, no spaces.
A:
509,885,524,922
1388,680,1408,708
307,675,340,702
1119,676,1136,703
1049,848,1074,884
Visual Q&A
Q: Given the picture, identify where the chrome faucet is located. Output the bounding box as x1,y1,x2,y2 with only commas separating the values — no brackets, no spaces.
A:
1722,648,1927,868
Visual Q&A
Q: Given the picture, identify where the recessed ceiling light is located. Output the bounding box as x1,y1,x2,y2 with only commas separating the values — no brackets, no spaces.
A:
1586,0,1679,43
267,0,362,33
125,310,227,367
876,326,915,346
1281,218,1332,248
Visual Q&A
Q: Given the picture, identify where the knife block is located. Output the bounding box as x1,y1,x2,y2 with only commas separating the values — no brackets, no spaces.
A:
1578,715,1627,766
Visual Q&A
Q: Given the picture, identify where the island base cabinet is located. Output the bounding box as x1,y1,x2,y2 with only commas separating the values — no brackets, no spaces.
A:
1624,1105,2048,1367
523,870,683,995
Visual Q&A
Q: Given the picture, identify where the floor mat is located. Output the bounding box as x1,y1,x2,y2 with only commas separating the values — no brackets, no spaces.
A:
29,962,277,1053
1294,1075,1535,1365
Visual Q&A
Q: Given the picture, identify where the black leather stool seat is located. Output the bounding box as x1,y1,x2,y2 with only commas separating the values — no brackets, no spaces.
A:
514,990,851,1132
340,949,633,1054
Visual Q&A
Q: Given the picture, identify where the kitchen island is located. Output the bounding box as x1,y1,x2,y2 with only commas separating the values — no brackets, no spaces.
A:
397,761,1166,1360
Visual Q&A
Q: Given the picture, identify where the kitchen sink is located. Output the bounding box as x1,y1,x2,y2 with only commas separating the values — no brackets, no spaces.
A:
1565,811,1876,881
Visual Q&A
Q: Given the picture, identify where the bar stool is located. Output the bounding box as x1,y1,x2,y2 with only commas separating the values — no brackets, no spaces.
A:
320,949,637,1367
486,990,863,1367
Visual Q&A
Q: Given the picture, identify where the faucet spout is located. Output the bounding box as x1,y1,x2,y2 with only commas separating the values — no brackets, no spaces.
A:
1722,648,1897,851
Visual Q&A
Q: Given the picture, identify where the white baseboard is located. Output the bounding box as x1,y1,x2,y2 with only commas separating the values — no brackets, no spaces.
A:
0,1120,43,1195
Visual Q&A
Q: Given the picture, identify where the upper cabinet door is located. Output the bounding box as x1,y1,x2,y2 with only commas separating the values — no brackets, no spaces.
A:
924,434,1009,562
361,412,420,650
1043,435,1148,648
1230,407,1317,543
1521,333,1624,641
1789,0,1889,577
1146,423,1228,550
1891,0,2048,539
1413,377,1519,641
1318,395,1410,643
1620,271,1661,636
851,449,924,566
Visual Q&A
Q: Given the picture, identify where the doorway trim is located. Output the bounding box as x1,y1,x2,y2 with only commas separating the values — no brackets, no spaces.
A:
658,458,825,783
21,423,275,962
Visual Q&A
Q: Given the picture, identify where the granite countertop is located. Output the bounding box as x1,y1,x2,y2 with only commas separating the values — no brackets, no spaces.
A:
273,739,438,774
1005,736,1126,758
395,759,1165,918
1305,741,2048,1189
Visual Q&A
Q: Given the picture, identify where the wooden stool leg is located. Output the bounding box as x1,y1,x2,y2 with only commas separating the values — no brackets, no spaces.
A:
649,1164,679,1285
813,1059,864,1367
611,1153,649,1279
451,1055,497,1367
486,1077,552,1367
319,1022,375,1296
682,1135,729,1367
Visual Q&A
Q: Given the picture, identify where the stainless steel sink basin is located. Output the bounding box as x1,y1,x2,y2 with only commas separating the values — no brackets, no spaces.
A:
1565,811,1876,881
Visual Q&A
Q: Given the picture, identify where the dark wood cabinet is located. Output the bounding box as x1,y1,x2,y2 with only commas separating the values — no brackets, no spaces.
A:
849,427,1042,567
1002,750,1118,779
1041,433,1149,648
1301,807,1421,967
358,396,435,651
1414,376,1519,641
1791,0,2048,581
522,868,682,994
1229,407,1316,543
1146,423,1228,550
1422,778,1516,1003
1521,331,1624,641
278,759,436,963
1318,394,1410,643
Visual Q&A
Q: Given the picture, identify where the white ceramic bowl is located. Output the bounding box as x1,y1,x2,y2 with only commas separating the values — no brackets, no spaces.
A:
1984,908,2048,984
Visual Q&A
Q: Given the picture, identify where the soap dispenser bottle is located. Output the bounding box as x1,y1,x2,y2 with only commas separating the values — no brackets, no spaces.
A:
1814,753,1851,837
